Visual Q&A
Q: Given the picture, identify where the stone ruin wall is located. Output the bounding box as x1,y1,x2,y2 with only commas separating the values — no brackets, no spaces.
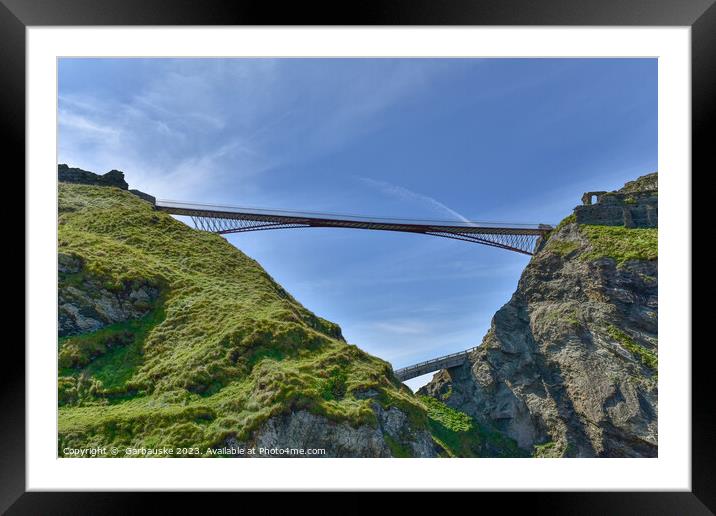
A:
574,190,657,228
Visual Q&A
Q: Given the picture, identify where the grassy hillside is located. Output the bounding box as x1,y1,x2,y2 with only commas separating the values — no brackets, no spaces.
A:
58,183,509,457
58,184,428,455
544,214,657,266
420,396,528,458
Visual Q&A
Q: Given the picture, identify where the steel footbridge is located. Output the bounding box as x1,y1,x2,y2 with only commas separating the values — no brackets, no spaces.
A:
155,200,552,255
393,347,478,381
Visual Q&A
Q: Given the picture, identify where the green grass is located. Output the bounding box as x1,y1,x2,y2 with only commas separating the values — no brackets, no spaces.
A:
555,213,576,230
318,368,348,401
422,395,472,432
532,440,579,458
607,325,658,372
57,184,428,456
59,298,164,370
547,239,580,257
532,441,560,458
580,225,657,266
541,211,657,267
540,214,575,244
419,396,526,458
58,300,166,403
384,434,413,458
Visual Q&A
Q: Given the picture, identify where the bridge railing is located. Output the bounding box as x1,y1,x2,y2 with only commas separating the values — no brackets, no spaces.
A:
156,199,549,231
394,346,479,380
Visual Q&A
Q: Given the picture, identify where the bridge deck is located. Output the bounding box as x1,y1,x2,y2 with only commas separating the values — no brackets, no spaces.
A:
394,347,478,382
156,200,552,255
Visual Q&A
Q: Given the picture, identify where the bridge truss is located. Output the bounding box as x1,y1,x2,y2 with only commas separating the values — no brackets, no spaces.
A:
156,200,552,256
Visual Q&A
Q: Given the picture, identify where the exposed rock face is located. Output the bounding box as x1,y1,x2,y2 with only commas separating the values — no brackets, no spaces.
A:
58,164,129,190
420,175,658,458
226,404,437,458
58,253,160,337
58,164,155,204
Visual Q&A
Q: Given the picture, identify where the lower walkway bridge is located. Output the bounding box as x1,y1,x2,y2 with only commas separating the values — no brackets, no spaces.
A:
394,347,478,382
155,200,552,255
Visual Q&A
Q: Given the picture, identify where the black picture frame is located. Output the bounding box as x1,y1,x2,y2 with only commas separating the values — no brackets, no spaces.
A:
6,0,712,512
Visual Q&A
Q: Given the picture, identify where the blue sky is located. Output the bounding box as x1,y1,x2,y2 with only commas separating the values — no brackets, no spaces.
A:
58,58,657,390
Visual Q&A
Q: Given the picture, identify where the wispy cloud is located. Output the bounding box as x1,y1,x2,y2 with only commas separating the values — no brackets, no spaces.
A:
58,108,120,140
58,62,280,199
371,320,431,336
58,59,458,202
356,176,471,222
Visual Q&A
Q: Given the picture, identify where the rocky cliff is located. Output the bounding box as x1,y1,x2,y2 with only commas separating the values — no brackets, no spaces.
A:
58,164,130,189
420,173,658,458
58,164,156,204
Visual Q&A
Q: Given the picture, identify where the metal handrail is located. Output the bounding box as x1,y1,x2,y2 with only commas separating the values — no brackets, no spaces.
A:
156,200,551,255
394,346,479,374
157,199,552,230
